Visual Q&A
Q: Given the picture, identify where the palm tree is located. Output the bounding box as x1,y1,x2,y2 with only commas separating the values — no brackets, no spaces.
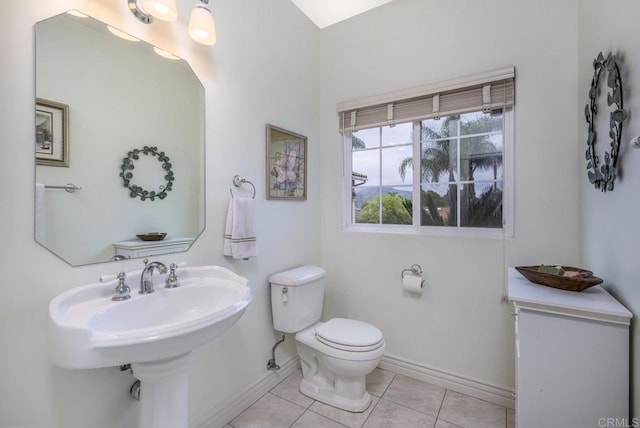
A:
398,114,502,226
398,116,457,225
457,116,502,226
463,186,502,227
401,191,446,226
459,115,502,184
398,116,457,183
352,135,366,149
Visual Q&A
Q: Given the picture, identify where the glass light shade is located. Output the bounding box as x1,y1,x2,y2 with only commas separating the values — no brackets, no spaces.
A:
140,0,178,21
188,5,217,46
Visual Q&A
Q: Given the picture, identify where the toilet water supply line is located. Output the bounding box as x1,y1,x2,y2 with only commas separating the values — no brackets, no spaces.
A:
125,335,284,401
126,330,285,400
267,266,423,372
267,334,286,371
118,364,141,401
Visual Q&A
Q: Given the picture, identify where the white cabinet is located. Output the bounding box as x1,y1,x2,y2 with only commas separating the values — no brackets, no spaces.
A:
113,237,194,259
508,268,632,428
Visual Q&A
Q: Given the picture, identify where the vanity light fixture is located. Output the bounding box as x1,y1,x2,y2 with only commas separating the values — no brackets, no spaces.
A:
128,0,217,46
188,0,216,45
141,0,179,22
128,0,153,24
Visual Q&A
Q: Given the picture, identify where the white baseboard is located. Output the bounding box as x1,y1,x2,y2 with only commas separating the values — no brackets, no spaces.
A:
192,352,514,428
379,354,515,409
191,356,300,428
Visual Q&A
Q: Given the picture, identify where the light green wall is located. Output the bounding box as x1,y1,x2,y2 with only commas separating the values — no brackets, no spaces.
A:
0,0,320,426
318,0,580,389
3,0,639,426
579,0,640,417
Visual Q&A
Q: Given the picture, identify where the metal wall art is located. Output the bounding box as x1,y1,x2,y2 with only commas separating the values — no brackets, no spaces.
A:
120,146,174,201
584,51,627,192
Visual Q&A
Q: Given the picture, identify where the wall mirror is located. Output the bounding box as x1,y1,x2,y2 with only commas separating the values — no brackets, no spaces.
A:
34,11,205,266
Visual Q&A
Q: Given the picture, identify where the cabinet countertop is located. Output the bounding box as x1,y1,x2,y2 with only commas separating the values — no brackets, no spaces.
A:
507,268,632,325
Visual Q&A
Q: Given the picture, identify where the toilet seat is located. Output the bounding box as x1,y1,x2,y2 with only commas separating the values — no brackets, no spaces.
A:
315,318,383,352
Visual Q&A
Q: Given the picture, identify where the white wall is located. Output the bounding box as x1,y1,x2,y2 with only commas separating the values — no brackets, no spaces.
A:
5,0,638,426
579,0,640,417
0,0,319,426
318,0,580,390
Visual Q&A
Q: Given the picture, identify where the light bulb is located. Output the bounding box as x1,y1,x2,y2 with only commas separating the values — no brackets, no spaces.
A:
140,0,178,21
188,3,217,45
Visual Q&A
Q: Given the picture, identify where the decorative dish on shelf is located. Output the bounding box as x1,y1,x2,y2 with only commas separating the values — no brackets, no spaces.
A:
136,232,167,241
515,265,603,292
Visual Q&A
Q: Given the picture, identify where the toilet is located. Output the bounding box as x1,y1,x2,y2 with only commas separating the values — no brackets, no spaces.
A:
270,266,385,412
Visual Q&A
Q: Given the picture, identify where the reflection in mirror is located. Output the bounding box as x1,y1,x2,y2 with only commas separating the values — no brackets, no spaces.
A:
34,11,205,266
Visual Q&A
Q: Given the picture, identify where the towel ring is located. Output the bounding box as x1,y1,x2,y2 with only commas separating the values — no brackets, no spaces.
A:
230,175,256,199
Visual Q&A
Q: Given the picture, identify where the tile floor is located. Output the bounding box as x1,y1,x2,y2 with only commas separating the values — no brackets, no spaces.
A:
225,368,516,428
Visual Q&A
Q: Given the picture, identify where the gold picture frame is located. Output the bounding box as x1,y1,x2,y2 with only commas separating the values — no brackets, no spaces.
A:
266,124,307,200
35,98,69,167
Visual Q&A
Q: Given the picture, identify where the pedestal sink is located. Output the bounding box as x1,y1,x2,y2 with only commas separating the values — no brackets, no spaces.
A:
48,265,252,428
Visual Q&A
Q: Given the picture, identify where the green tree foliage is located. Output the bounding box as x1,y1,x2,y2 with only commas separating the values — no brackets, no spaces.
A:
397,114,503,227
352,136,366,149
358,193,412,225
461,186,503,227
402,190,448,226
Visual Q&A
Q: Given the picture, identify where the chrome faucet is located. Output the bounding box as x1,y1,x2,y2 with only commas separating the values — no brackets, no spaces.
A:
139,260,168,294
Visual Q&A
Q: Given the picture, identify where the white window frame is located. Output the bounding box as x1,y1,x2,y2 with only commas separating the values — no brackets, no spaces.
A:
340,101,514,239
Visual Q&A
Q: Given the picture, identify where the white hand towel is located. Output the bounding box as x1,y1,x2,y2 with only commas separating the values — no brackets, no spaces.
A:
223,196,257,259
35,183,46,245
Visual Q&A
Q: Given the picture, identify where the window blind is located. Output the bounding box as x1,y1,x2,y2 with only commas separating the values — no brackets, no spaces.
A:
338,67,514,132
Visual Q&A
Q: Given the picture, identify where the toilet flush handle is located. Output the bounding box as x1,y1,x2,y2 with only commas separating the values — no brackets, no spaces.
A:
282,287,288,304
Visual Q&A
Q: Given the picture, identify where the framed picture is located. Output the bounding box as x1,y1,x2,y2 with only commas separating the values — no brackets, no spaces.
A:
266,124,307,200
35,98,69,167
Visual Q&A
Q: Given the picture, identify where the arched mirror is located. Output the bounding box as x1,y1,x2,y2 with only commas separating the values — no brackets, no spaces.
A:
34,11,205,266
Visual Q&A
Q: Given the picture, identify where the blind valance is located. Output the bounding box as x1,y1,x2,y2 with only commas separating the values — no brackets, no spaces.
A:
338,67,515,132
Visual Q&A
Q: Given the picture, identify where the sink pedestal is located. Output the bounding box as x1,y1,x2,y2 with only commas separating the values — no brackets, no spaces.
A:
132,352,193,428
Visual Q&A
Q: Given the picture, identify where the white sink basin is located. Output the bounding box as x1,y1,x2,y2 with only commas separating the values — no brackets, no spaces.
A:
48,265,252,369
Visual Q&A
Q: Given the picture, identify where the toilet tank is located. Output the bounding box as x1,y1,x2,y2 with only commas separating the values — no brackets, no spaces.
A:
269,266,326,333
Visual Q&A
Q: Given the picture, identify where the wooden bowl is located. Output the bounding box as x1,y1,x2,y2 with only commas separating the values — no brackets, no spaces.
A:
136,232,167,241
515,265,603,292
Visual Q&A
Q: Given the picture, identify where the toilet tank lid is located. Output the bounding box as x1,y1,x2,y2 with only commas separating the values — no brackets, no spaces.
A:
269,265,326,286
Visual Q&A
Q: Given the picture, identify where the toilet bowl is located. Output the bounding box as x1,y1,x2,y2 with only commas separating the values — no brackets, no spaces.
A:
295,318,385,412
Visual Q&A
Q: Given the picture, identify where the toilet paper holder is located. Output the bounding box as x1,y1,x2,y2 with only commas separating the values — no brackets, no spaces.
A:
401,264,423,278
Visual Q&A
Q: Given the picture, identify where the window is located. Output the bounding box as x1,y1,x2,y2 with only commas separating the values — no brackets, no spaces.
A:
339,68,514,235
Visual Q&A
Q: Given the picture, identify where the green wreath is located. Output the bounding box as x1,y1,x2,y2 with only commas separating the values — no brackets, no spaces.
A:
119,146,174,201
584,51,627,192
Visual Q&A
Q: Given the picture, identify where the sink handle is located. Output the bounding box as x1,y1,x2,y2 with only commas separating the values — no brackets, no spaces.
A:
112,272,131,301
165,263,180,288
